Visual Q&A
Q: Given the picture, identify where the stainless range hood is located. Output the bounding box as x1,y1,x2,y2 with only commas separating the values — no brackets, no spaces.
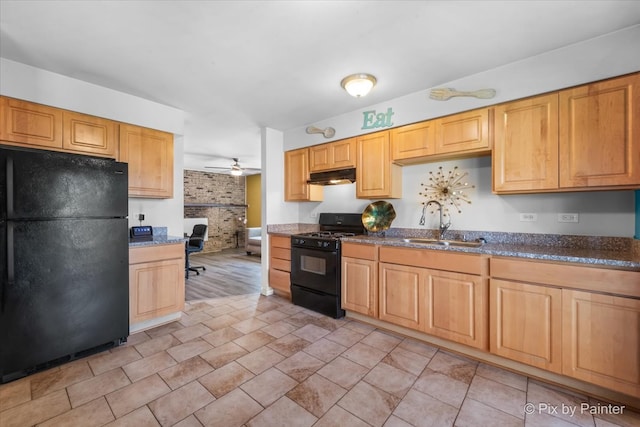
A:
307,168,356,185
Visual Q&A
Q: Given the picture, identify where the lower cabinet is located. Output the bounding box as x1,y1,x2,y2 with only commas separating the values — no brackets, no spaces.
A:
562,289,640,397
423,268,487,350
490,279,563,373
129,243,185,325
490,256,640,398
269,234,291,296
379,262,487,349
342,245,640,399
342,243,378,317
378,263,423,330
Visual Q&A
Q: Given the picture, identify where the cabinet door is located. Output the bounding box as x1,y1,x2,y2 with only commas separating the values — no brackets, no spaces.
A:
379,263,423,329
493,94,559,193
342,257,378,317
559,73,640,188
0,96,63,149
562,289,640,397
309,138,356,172
309,144,331,172
435,108,491,155
119,124,174,198
284,148,323,201
130,257,185,324
490,279,562,373
390,121,436,164
356,131,402,199
424,269,487,350
330,138,356,169
63,111,116,158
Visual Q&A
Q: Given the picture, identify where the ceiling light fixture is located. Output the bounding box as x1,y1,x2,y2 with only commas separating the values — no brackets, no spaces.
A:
341,73,377,97
230,168,242,176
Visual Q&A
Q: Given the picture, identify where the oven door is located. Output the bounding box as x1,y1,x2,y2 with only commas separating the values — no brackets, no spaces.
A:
290,245,340,295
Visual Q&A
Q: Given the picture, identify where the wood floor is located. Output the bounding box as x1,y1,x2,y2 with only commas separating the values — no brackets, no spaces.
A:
185,248,262,301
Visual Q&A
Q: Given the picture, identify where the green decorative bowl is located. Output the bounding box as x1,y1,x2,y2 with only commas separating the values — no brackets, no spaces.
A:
362,201,396,232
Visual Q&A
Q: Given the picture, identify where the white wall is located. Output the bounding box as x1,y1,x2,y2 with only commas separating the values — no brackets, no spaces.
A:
298,156,635,237
280,25,640,237
0,58,186,236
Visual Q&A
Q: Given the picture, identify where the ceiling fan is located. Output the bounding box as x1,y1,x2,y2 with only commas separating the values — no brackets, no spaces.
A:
204,158,261,176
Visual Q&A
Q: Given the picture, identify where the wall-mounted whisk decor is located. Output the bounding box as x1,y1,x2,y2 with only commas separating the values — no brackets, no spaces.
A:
419,166,475,219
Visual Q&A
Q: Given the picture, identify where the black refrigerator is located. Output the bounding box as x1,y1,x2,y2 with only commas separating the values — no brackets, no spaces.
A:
0,145,129,383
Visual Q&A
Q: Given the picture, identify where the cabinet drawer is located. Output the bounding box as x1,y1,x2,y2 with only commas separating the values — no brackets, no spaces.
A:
380,246,484,275
269,268,291,293
270,247,291,261
270,235,291,249
270,257,290,272
490,257,640,298
343,243,378,260
130,243,184,264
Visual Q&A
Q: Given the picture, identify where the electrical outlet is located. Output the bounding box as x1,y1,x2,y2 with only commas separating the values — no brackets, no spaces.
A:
519,213,537,222
558,213,579,223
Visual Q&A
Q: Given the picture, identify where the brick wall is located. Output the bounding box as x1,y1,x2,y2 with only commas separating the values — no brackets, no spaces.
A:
184,170,246,253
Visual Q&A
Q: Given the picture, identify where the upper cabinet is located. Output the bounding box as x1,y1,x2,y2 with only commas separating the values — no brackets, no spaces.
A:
0,96,117,158
309,138,356,172
0,96,63,150
356,131,402,199
284,147,323,201
390,121,436,163
493,93,559,193
119,123,174,198
494,72,640,193
558,73,640,188
391,108,491,165
435,108,491,156
62,111,117,158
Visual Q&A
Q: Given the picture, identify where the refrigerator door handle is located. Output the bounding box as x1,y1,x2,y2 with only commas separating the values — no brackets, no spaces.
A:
3,223,13,314
6,155,14,218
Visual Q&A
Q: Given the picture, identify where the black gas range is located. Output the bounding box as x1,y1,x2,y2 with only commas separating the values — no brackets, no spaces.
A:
290,213,365,318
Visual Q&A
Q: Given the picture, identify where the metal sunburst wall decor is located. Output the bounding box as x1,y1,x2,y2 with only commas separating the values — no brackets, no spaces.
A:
419,166,475,218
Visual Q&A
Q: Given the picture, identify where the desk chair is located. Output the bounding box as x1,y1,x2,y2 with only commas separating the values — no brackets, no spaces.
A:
185,224,207,278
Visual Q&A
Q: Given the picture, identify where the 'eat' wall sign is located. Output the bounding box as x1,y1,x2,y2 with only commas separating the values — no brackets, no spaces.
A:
362,107,394,130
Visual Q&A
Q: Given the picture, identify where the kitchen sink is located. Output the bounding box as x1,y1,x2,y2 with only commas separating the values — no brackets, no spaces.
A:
402,238,485,248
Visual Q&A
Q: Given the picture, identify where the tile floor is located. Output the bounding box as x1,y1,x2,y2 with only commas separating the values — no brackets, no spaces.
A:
1,293,639,427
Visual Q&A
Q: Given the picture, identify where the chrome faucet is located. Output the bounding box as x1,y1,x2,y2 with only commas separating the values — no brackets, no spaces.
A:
420,200,451,240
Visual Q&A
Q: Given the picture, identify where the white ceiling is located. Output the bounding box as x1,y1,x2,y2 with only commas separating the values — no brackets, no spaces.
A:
1,1,640,173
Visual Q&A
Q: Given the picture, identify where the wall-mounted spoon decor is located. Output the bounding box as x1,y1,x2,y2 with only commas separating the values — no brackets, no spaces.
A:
429,88,496,101
305,126,336,138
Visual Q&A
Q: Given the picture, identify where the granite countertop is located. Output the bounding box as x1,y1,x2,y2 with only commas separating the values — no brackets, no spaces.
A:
342,229,640,271
267,223,319,236
129,235,187,248
264,224,640,269
128,226,187,248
